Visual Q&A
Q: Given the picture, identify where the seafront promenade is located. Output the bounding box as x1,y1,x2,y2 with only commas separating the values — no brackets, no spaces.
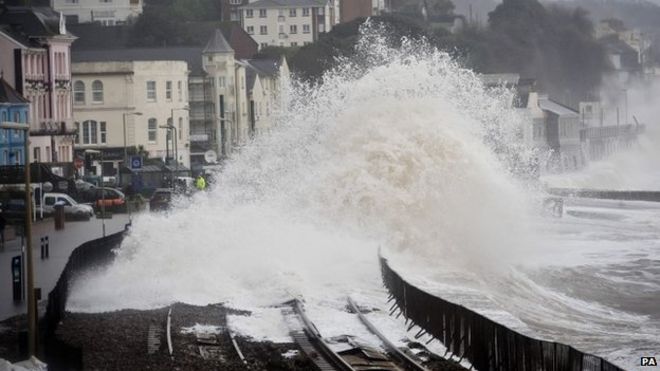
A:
0,215,130,321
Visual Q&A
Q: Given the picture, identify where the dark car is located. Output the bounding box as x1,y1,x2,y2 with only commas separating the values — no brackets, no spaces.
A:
150,188,173,212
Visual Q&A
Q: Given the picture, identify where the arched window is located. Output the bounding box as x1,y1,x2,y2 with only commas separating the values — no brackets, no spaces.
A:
148,118,157,143
74,81,85,104
92,80,103,103
82,120,98,144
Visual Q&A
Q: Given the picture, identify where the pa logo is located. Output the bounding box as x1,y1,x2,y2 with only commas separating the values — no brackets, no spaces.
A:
641,357,658,366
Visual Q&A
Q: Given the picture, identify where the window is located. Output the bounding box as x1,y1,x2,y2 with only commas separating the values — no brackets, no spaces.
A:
260,25,267,34
1,111,5,122
178,117,183,140
247,26,254,34
100,121,107,144
290,25,297,34
246,9,253,18
319,23,325,32
302,7,310,16
166,81,172,100
177,81,182,102
289,8,296,16
291,42,298,47
33,147,41,162
218,76,226,88
82,120,98,144
260,43,268,49
303,24,310,33
317,7,324,15
279,25,284,33
13,112,20,123
74,81,85,104
148,118,157,142
259,9,267,17
74,122,80,143
92,80,103,103
146,81,156,101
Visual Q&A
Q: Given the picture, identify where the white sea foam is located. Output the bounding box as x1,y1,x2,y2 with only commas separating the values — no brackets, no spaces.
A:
65,24,659,370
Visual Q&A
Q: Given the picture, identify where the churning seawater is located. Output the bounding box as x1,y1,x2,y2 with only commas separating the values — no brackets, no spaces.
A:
67,25,659,370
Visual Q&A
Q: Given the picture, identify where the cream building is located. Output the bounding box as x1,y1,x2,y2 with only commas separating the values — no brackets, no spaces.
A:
196,30,289,167
51,0,143,25
72,60,190,177
240,0,339,49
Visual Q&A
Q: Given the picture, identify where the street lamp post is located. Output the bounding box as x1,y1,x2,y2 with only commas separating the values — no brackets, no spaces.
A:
168,107,188,178
85,149,104,237
1,122,35,355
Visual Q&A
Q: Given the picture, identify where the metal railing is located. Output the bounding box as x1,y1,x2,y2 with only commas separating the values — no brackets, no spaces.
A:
380,255,625,371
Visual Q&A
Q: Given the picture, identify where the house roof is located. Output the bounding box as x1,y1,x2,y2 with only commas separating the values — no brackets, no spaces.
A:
0,6,74,47
538,97,579,118
245,58,282,76
72,47,205,75
242,58,282,92
241,0,329,8
203,29,234,54
0,76,30,105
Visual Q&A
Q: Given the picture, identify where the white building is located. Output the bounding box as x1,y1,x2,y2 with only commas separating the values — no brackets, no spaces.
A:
71,60,190,177
51,0,143,25
240,0,339,49
197,30,289,164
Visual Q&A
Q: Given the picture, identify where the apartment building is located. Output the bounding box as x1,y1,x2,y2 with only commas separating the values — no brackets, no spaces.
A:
71,60,190,176
240,0,339,49
0,6,77,175
51,0,143,25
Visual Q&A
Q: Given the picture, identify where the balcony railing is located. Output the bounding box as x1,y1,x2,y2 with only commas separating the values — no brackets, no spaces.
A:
31,120,76,136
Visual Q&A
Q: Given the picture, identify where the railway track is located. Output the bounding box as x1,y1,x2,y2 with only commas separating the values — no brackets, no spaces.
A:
284,297,431,371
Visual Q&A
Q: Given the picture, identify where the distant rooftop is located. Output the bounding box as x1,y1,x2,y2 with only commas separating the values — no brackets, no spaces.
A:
0,76,29,105
203,29,233,54
72,47,204,75
538,97,579,118
240,0,329,8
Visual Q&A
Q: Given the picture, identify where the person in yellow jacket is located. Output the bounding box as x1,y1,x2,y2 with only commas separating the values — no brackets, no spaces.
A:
195,174,207,191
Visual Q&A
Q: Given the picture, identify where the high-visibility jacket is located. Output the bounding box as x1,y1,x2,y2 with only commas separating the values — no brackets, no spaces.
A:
195,176,206,190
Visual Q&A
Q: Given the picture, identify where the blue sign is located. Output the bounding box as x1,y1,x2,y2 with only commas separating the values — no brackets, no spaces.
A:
130,156,143,170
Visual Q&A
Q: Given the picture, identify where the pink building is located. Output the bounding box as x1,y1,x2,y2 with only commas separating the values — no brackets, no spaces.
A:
0,6,76,173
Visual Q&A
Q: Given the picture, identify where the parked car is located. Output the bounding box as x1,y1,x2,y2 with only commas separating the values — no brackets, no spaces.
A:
80,187,126,210
42,193,94,220
150,188,173,212
74,179,96,192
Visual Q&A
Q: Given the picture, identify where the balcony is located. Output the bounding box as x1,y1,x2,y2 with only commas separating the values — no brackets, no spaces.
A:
31,120,76,136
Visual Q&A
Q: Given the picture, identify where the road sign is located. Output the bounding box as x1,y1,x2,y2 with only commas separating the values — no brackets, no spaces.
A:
130,156,143,170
